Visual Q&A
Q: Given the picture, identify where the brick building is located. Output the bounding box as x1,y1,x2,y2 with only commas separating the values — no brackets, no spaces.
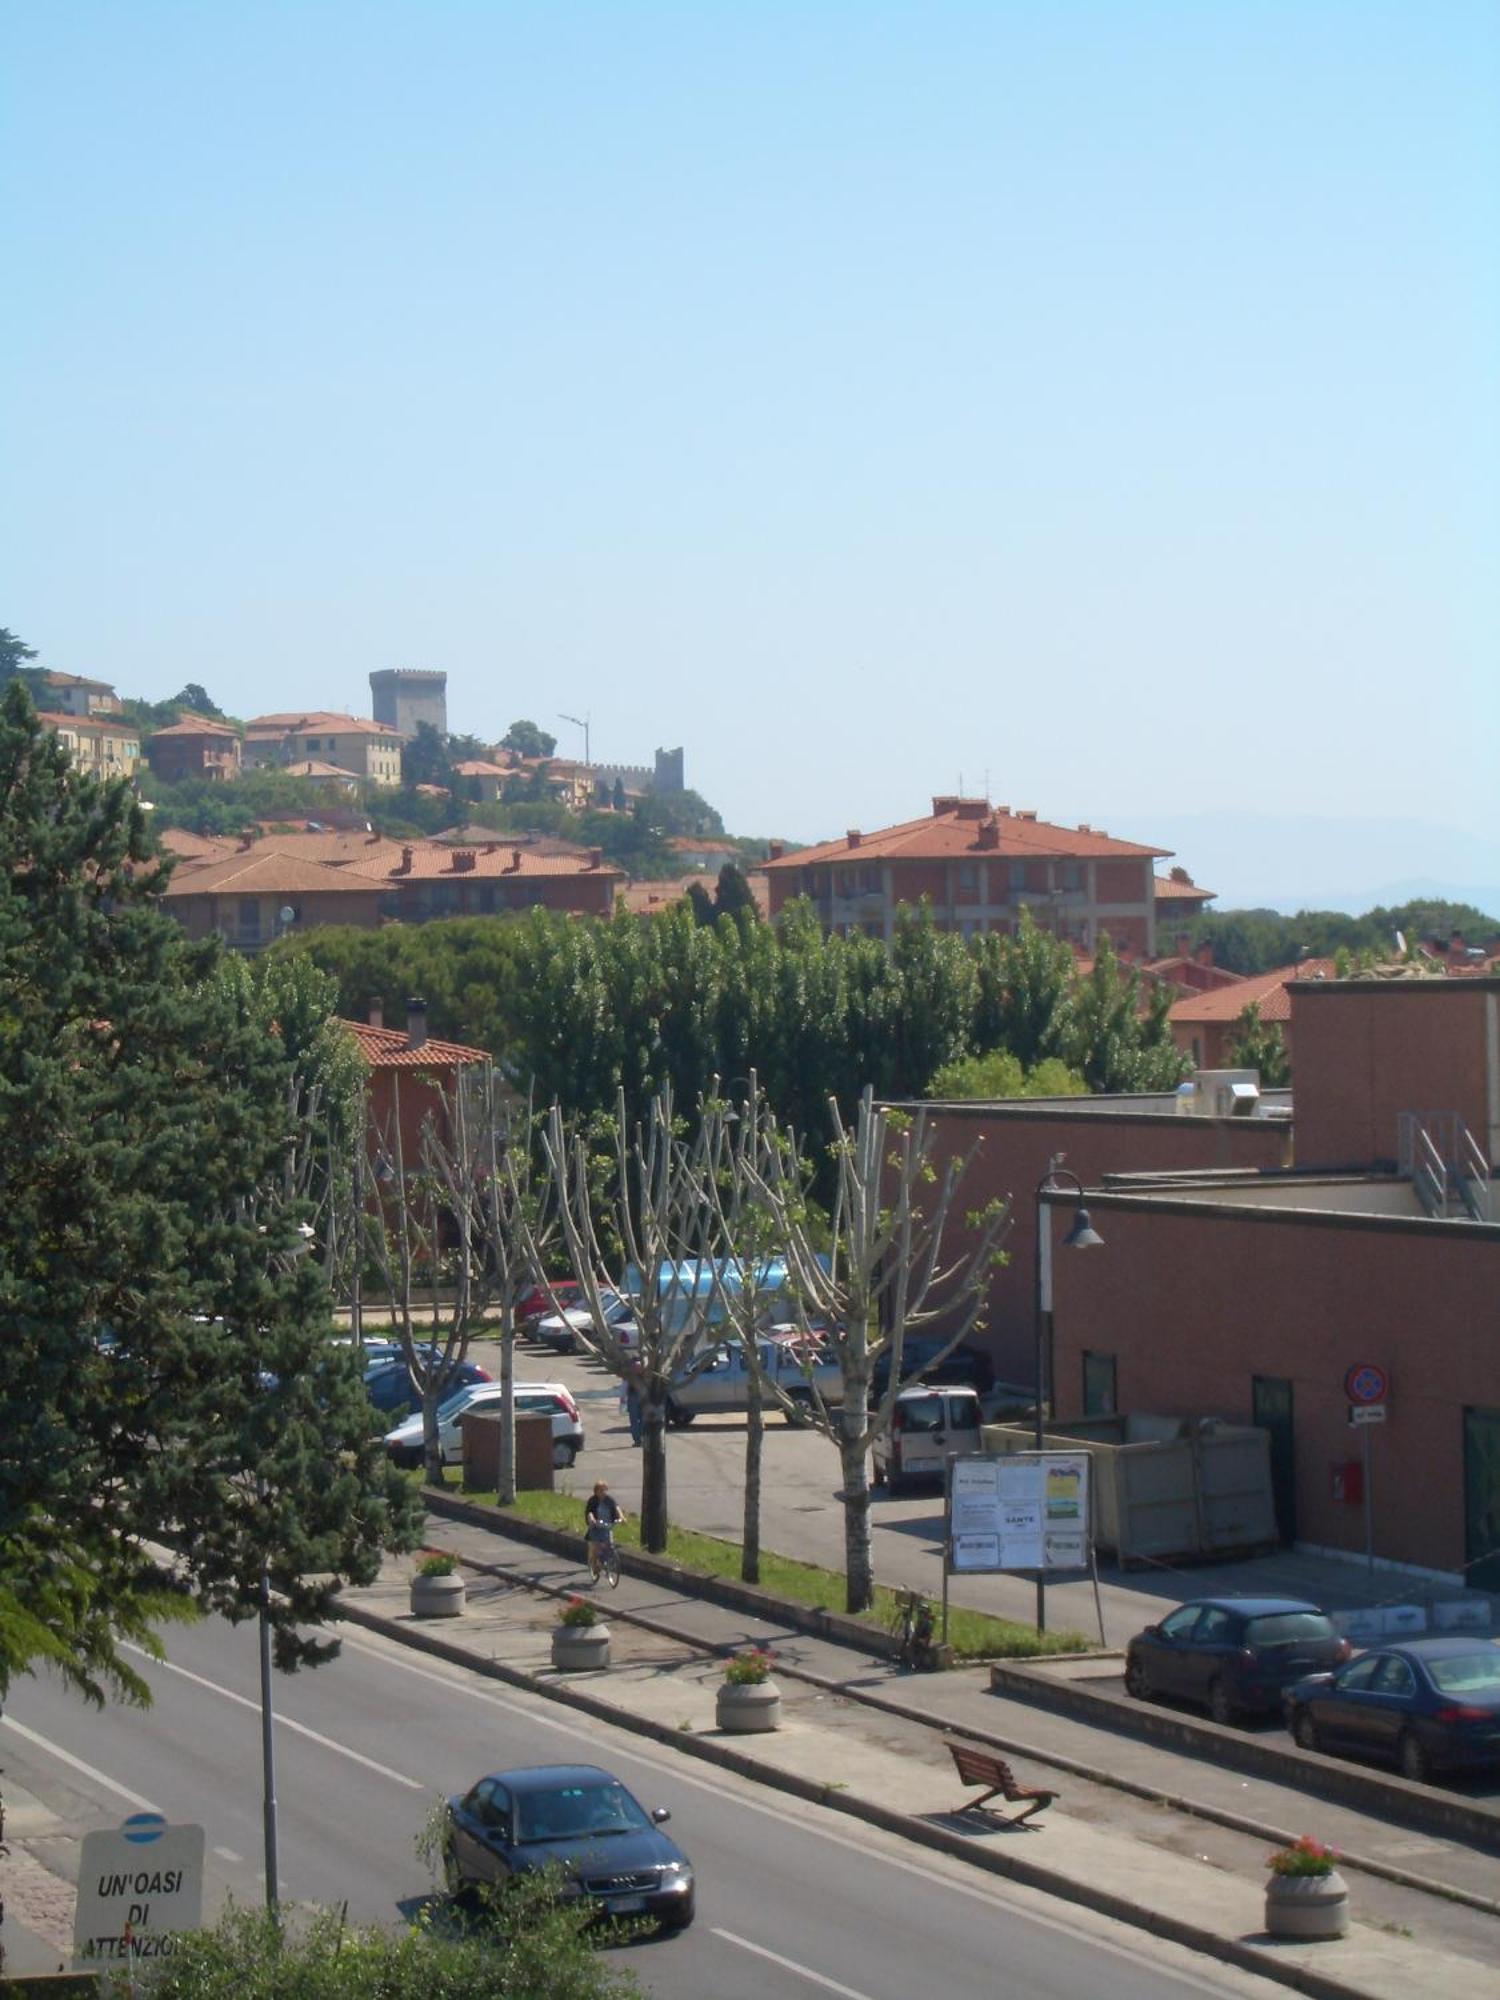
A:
145,716,243,784
1043,978,1500,1583
762,796,1169,953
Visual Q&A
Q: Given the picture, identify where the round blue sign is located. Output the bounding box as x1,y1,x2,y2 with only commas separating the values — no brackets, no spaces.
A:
1344,1363,1389,1405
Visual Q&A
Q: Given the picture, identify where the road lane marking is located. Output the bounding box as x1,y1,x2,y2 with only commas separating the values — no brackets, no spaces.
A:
121,1645,424,1791
714,1929,876,2000
1,1717,159,1810
337,1631,1260,1996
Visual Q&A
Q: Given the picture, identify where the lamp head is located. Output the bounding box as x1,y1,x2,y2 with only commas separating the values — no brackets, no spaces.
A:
1061,1205,1104,1251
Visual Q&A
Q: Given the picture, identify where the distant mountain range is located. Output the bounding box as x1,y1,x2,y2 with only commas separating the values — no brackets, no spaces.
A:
1142,814,1500,922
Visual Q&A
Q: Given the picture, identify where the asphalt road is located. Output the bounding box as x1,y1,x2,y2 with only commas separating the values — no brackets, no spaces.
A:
4,1613,1288,2000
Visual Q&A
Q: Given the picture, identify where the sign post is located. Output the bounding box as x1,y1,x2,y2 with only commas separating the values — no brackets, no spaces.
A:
1345,1363,1390,1576
73,1814,205,1974
947,1450,1105,1645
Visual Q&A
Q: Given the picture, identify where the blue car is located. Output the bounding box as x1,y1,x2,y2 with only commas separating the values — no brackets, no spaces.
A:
364,1355,492,1418
444,1764,695,1931
1284,1635,1500,1783
1124,1597,1349,1724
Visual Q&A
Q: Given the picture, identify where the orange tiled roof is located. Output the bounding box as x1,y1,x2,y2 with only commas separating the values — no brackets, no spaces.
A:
762,797,1168,868
157,827,240,865
43,669,115,690
160,851,383,899
1153,874,1214,902
150,716,240,739
368,843,624,883
452,759,510,778
1168,961,1337,1026
244,712,397,737
339,1018,490,1069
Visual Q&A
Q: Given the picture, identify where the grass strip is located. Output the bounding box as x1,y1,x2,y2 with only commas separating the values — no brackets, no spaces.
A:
447,1481,1087,1660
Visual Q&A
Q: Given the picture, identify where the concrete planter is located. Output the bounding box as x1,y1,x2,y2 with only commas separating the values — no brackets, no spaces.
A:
409,1571,466,1619
552,1623,611,1673
1264,1869,1350,1940
716,1678,782,1734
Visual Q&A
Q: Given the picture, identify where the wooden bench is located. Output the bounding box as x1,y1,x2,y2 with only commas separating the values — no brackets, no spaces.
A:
946,1740,1057,1826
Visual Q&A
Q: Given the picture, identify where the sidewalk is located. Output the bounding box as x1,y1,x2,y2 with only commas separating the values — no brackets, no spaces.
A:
336,1505,1500,2000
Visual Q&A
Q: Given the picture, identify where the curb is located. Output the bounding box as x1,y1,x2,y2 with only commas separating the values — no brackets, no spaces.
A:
421,1493,1500,1919
439,1545,1500,1924
335,1592,1384,2000
991,1661,1500,1860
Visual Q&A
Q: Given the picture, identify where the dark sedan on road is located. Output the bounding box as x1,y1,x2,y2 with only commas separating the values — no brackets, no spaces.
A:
444,1763,695,1931
1124,1597,1350,1724
1284,1636,1500,1783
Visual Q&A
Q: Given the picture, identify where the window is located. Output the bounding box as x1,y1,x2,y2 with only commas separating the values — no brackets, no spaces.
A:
1060,862,1084,892
1082,1351,1117,1416
236,901,261,938
947,1396,980,1432
1009,861,1027,891
1371,1656,1416,1697
957,862,978,895
1160,1607,1201,1640
1195,1607,1238,1644
1334,1655,1382,1692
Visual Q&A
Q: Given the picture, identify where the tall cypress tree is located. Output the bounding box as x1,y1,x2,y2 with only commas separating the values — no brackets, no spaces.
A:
0,684,418,1704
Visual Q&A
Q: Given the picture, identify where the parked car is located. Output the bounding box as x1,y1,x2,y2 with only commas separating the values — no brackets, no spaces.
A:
384,1380,584,1470
869,1335,995,1405
363,1355,492,1419
1124,1597,1350,1725
870,1385,984,1493
533,1289,640,1356
516,1280,581,1328
444,1763,694,1931
1284,1636,1500,1782
665,1338,845,1425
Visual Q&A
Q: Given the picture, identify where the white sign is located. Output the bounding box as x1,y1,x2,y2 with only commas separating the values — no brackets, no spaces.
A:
948,1451,1092,1574
73,1814,205,1969
1349,1403,1387,1426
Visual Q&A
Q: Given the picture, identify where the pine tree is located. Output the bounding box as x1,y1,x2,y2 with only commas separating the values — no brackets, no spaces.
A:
0,684,418,1704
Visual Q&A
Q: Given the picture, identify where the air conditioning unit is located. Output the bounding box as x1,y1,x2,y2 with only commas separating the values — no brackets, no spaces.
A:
1177,1069,1262,1117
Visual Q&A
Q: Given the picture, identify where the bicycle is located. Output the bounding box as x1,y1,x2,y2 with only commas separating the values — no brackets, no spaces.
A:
588,1526,622,1589
889,1587,937,1670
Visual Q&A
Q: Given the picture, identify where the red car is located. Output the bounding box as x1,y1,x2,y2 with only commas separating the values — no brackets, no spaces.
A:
516,1280,581,1327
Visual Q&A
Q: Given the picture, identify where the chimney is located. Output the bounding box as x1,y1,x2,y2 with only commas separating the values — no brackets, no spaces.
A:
506,847,523,873
587,846,603,868
396,844,413,875
237,829,255,851
975,815,1000,850
932,796,960,817
846,829,862,848
405,997,428,1050
768,840,785,860
484,841,498,855
367,999,384,1030
450,849,476,872
1196,942,1215,967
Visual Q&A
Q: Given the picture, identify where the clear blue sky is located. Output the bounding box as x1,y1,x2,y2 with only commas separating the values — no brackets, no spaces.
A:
4,3,1496,901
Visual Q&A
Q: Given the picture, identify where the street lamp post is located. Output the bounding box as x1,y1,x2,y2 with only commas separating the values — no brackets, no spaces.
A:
559,711,591,766
1033,1154,1104,1633
258,1560,279,1919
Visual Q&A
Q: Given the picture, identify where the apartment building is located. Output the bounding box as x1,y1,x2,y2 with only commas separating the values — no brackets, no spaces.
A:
36,709,141,781
761,795,1168,953
242,712,404,787
40,670,121,717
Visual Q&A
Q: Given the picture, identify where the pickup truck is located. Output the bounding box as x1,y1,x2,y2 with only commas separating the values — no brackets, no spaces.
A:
665,1338,844,1425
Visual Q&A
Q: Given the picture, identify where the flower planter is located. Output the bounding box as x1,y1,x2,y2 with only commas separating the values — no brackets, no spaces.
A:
410,1571,466,1619
1264,1869,1350,1941
716,1678,782,1733
552,1623,611,1672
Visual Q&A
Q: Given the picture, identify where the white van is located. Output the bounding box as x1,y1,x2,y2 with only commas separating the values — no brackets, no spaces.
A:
665,1339,844,1425
871,1385,984,1493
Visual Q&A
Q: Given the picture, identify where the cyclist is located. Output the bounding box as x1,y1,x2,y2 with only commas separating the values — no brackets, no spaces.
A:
585,1479,624,1583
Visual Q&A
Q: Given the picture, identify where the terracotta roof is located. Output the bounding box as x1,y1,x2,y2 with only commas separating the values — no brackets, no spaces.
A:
339,1019,490,1069
762,797,1169,868
43,669,114,690
1153,874,1214,902
666,836,737,855
243,712,397,737
157,827,241,865
149,716,239,739
372,843,624,883
281,759,360,781
452,759,510,778
1168,961,1337,1026
35,709,134,737
161,852,383,899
